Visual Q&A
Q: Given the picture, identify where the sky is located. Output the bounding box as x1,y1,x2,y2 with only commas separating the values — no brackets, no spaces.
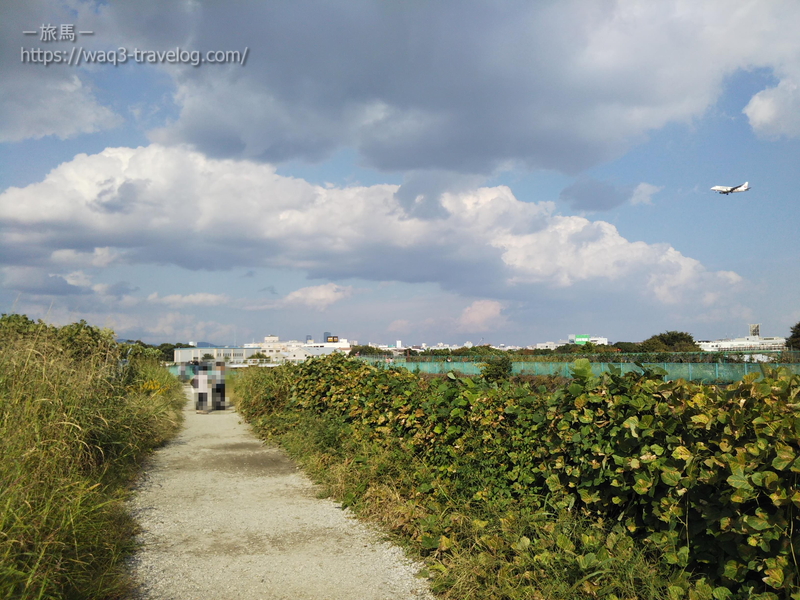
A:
1,0,799,347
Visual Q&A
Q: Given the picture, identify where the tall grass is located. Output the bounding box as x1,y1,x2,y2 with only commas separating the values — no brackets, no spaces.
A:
0,316,186,599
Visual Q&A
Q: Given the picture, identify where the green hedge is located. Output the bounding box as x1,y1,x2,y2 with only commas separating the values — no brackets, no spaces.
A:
240,354,800,599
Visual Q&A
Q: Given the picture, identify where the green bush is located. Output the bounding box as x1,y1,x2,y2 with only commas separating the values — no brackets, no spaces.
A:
479,354,512,383
235,354,800,599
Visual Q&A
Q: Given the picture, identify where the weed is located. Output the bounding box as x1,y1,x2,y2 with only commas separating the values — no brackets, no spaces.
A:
0,314,185,599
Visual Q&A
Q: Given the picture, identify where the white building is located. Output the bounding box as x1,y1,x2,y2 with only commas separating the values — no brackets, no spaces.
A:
698,324,785,353
698,336,786,352
568,334,609,346
303,337,353,352
173,346,260,363
535,341,562,350
175,333,355,365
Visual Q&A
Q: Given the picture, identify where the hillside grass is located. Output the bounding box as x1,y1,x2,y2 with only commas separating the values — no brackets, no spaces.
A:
0,316,186,599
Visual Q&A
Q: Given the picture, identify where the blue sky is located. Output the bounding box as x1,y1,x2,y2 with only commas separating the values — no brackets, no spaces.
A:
1,0,799,346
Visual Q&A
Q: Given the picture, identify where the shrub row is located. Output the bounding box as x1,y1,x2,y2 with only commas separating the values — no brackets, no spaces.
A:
236,354,800,599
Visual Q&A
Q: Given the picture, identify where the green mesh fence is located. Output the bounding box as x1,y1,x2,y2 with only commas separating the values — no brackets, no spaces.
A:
171,358,800,383
358,357,800,383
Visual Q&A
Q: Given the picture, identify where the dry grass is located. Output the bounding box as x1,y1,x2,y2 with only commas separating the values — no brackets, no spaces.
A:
0,319,185,599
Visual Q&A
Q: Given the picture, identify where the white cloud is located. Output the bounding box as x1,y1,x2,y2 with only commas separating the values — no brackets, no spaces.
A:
281,283,353,310
0,0,121,142
142,312,235,343
51,247,126,268
457,300,506,333
0,74,121,143
63,270,92,287
743,77,800,139
388,319,411,333
2,266,90,296
0,144,742,309
246,283,354,311
147,292,230,307
630,183,662,205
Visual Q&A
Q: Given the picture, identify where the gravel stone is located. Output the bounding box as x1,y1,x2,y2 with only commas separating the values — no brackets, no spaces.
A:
127,387,435,599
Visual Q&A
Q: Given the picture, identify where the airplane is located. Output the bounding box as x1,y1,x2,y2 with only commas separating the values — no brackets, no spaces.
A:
710,182,750,195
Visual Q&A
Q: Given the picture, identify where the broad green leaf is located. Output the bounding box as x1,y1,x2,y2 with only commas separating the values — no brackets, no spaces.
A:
568,383,584,396
723,560,743,580
772,443,796,470
421,534,440,550
672,445,693,461
763,566,785,588
576,552,598,569
545,474,562,491
571,358,593,379
730,487,756,503
762,471,780,491
579,488,601,503
712,587,733,600
556,533,575,552
623,416,640,438
633,473,652,495
743,514,771,531
661,468,681,486
511,536,530,552
667,585,685,599
727,468,753,491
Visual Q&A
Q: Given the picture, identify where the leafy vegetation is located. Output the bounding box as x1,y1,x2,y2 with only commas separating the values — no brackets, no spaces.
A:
0,314,186,599
119,339,193,362
235,354,796,598
348,344,395,356
421,344,508,357
638,331,703,353
788,322,800,351
479,354,512,383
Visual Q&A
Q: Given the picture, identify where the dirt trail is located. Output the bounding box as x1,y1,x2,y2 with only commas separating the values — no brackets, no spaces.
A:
127,388,434,600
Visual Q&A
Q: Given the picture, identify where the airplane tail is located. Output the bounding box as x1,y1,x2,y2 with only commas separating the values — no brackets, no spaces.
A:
742,182,749,190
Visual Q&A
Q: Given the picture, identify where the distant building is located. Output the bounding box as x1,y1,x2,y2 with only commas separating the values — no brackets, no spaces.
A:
698,330,785,352
534,334,607,350
177,332,354,364
535,342,561,350
173,346,258,363
569,334,609,346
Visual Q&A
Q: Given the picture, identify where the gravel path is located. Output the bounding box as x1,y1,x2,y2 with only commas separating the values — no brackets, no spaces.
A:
127,388,434,600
